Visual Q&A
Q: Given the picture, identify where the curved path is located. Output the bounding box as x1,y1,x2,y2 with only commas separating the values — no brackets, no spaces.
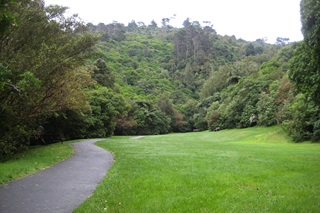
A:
0,139,114,213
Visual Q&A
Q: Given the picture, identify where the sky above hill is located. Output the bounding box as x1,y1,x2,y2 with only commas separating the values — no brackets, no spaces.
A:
45,0,303,43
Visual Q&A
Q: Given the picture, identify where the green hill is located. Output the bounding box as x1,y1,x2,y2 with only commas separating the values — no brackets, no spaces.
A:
1,0,319,159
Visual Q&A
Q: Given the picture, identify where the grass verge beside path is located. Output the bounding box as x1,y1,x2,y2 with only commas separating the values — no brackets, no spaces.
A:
0,140,80,184
75,126,320,212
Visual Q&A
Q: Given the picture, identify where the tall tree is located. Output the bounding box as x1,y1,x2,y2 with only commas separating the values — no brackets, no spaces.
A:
92,59,115,88
289,0,320,106
127,20,138,32
85,87,128,137
148,20,158,28
0,0,98,157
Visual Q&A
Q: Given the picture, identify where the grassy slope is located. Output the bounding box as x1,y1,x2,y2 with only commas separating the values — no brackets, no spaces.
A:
0,142,74,184
75,126,320,212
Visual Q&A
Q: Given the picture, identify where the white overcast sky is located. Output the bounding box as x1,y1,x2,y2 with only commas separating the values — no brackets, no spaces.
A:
45,0,303,43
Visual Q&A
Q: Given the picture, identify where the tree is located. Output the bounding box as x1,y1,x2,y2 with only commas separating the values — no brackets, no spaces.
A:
200,69,229,99
275,37,290,46
245,43,256,56
283,94,319,142
148,20,158,28
114,113,137,135
92,59,115,88
256,92,277,126
161,18,170,27
127,20,138,31
300,0,320,50
0,0,98,157
289,0,320,106
130,101,170,135
206,101,221,131
0,0,15,35
85,87,129,137
183,18,191,28
104,22,126,41
157,94,187,132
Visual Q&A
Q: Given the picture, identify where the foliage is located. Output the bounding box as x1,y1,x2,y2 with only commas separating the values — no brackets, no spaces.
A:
0,0,15,35
200,44,309,137
157,95,188,132
282,94,320,142
128,101,170,135
289,0,320,106
285,0,320,141
84,87,129,137
2,0,320,158
289,42,320,106
92,59,115,88
40,110,88,141
89,22,262,134
256,92,277,126
0,0,98,158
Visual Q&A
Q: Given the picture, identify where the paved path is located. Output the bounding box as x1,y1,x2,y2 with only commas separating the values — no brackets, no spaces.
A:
0,139,114,213
130,136,145,140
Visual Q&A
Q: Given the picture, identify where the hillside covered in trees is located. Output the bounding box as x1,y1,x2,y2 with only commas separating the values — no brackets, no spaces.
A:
1,0,319,159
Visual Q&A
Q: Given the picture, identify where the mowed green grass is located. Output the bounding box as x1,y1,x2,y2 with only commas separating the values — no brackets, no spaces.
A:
75,126,320,212
0,142,74,184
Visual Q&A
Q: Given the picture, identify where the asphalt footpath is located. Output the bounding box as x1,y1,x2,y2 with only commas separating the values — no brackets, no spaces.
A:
0,139,114,213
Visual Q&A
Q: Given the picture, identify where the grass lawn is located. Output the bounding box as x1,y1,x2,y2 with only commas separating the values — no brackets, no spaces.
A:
75,126,320,212
0,141,75,184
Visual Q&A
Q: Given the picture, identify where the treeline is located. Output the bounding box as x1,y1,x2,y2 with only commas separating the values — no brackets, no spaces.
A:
0,0,100,158
1,0,319,159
